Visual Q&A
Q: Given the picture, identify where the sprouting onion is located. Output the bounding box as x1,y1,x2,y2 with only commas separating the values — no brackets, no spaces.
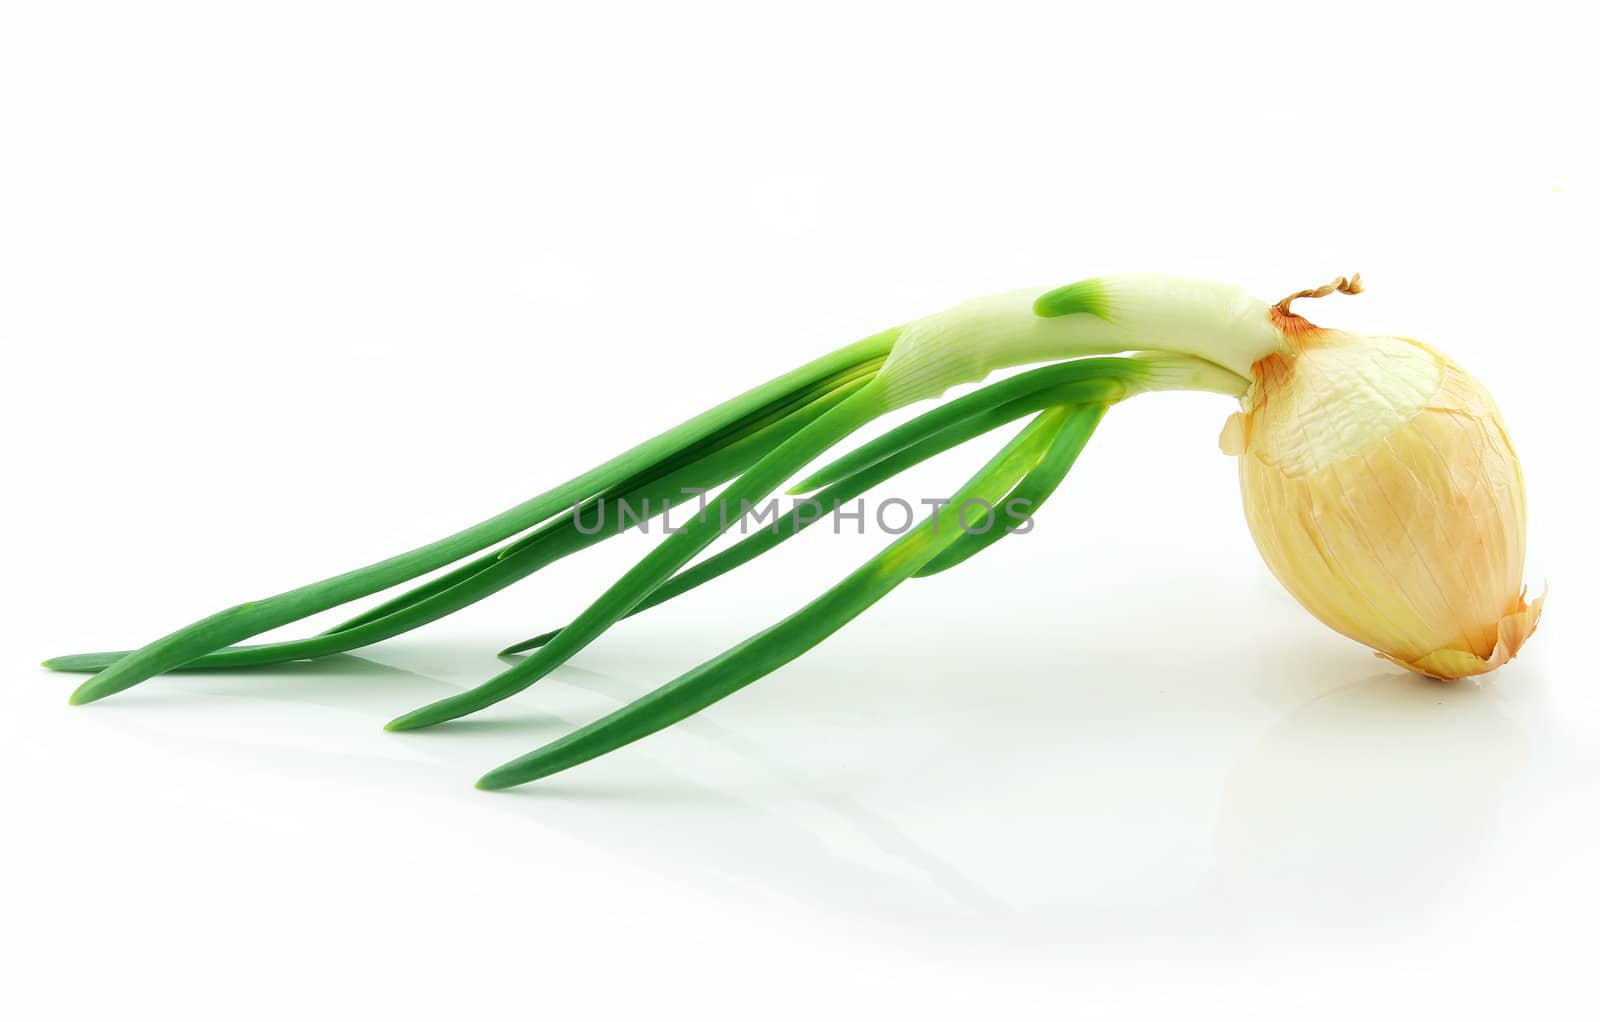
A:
45,273,1541,789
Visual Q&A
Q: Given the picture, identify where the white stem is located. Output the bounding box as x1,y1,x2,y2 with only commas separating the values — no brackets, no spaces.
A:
875,274,1287,410
1124,351,1251,399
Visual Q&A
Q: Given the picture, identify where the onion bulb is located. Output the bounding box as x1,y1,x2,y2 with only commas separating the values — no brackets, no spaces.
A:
1220,277,1542,678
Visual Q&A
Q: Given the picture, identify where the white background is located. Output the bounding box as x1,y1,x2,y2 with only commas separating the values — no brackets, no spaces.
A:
2,1,1595,1018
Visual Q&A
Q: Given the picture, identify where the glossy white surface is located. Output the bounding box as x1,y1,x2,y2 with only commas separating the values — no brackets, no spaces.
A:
2,1,1594,1018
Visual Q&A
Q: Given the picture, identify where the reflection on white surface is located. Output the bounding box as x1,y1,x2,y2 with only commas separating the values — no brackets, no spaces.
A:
1215,671,1527,938
61,618,1551,954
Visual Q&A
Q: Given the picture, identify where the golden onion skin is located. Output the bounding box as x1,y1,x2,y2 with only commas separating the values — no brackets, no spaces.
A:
1220,307,1542,679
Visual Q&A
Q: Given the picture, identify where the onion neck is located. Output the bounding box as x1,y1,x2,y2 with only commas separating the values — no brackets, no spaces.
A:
875,273,1291,410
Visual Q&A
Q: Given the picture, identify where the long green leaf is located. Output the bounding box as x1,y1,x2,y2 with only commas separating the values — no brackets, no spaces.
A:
384,379,897,731
60,330,899,703
44,376,874,674
787,356,1138,494
913,402,1107,576
496,374,1123,656
476,404,1106,789
308,360,882,641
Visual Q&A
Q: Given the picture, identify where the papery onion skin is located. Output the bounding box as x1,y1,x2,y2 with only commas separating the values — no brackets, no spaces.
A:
1221,312,1542,680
